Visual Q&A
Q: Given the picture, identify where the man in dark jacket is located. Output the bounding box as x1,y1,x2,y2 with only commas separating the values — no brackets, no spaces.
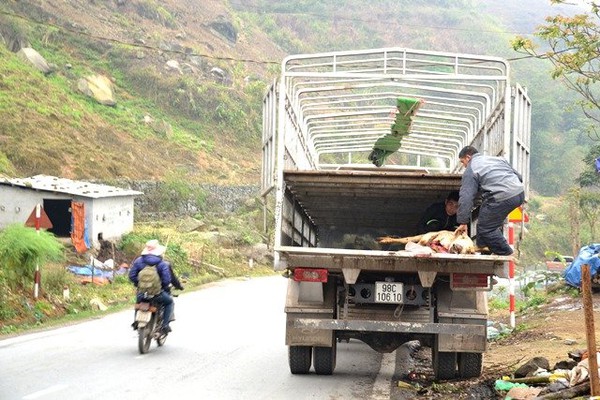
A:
129,239,174,334
455,146,524,255
417,190,460,234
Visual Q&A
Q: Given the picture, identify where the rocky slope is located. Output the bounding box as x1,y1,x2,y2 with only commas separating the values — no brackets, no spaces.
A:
0,0,284,183
0,0,590,193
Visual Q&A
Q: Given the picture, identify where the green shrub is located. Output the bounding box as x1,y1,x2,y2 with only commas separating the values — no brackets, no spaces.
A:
0,224,64,289
34,300,54,317
0,299,17,320
118,232,149,259
524,293,547,309
0,325,17,335
43,267,76,295
488,296,509,311
0,151,15,175
112,275,130,285
135,0,176,27
153,173,208,214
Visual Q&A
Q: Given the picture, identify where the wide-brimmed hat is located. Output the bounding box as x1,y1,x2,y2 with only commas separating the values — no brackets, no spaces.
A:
141,239,166,256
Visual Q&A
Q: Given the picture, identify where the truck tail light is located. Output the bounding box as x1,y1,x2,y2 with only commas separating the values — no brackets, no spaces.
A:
293,268,328,282
450,273,491,290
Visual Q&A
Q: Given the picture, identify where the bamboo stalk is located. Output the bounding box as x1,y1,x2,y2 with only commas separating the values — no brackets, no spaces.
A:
533,382,590,399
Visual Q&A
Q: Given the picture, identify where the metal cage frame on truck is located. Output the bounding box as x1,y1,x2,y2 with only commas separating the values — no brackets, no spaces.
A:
262,48,530,264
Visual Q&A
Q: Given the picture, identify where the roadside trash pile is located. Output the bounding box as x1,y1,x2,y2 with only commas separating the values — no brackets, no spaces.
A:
495,351,599,399
66,256,128,285
487,320,513,341
392,345,600,399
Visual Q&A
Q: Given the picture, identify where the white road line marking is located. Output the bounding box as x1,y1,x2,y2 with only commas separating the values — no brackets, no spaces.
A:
371,351,396,399
23,384,68,399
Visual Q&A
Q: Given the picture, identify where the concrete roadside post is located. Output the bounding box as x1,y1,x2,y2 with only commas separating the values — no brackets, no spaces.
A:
507,221,515,328
507,206,528,329
33,203,41,299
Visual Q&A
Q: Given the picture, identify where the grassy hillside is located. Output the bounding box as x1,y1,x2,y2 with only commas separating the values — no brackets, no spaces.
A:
0,0,593,195
0,0,281,183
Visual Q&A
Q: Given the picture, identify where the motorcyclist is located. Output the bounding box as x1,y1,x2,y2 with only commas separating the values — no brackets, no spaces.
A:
129,239,175,335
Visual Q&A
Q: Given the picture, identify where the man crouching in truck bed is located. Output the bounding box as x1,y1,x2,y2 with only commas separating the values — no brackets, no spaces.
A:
417,190,460,234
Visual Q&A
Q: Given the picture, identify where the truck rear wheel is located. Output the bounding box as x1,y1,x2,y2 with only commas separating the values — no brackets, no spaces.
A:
313,342,337,375
458,352,482,379
289,346,312,374
432,340,457,380
433,351,457,380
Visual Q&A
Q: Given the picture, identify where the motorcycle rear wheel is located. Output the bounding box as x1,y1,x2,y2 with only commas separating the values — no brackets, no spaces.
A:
138,315,155,354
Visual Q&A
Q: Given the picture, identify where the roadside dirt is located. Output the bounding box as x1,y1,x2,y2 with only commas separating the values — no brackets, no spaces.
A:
486,290,596,373
391,286,599,399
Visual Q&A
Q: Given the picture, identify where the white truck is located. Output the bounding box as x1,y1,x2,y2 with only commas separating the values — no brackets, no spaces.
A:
261,48,531,379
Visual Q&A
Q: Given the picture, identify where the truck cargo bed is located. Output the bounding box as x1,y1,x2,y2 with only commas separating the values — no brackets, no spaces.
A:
283,169,462,232
277,169,510,278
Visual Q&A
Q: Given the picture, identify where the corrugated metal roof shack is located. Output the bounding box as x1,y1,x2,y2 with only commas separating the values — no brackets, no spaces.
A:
0,175,142,250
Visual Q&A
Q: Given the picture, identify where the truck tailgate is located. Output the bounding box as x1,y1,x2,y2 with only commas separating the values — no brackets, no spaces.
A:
276,246,510,279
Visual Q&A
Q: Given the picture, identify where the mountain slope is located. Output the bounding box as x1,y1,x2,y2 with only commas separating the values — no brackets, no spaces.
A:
0,0,284,183
0,0,592,194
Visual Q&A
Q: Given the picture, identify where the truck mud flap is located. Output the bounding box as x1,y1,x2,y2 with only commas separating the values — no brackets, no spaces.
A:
286,314,334,347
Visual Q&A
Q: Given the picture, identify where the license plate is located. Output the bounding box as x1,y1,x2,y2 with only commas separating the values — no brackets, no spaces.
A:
375,282,403,303
135,310,152,323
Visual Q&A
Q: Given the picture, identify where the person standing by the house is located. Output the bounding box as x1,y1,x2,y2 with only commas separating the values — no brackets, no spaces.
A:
455,146,524,255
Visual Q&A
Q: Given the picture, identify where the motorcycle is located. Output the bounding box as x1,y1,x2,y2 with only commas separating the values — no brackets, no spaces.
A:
134,295,167,354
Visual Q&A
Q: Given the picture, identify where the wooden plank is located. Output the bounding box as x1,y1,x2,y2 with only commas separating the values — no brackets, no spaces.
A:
581,264,600,396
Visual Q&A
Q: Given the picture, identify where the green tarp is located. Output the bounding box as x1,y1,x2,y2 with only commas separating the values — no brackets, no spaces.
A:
368,97,422,167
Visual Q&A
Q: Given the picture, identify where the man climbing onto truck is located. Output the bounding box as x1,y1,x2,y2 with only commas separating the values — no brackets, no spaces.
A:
455,146,525,255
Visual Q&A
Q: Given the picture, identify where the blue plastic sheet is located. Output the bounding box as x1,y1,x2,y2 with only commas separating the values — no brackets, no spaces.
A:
562,243,600,288
67,265,113,279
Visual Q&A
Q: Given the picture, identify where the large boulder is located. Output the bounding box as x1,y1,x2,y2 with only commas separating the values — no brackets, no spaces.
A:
165,59,182,73
209,16,237,44
514,357,550,378
245,243,270,264
77,75,116,106
17,47,52,75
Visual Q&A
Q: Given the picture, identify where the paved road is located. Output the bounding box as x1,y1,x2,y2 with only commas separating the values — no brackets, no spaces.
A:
0,276,399,400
